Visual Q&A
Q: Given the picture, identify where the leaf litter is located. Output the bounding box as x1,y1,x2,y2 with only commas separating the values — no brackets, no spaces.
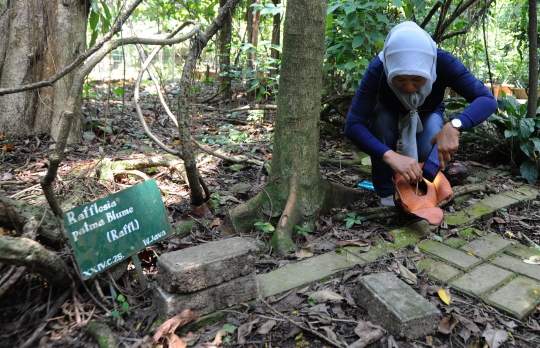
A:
1,81,540,347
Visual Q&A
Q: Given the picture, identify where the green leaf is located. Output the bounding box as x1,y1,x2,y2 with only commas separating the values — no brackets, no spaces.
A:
390,0,402,7
352,35,364,49
90,0,99,14
110,310,120,318
376,14,389,25
117,294,126,302
520,160,538,184
88,10,99,31
346,220,354,229
222,323,237,333
433,235,444,242
519,118,535,139
122,301,130,314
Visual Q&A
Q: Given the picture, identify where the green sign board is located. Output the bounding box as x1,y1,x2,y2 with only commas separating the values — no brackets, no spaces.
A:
63,179,171,279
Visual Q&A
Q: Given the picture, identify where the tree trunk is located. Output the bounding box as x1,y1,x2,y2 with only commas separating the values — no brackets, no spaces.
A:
270,0,281,62
176,0,240,205
219,0,233,100
0,0,87,146
527,0,538,118
228,0,361,255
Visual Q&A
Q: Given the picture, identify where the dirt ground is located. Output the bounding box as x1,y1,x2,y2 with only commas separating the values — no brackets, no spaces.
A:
1,80,539,348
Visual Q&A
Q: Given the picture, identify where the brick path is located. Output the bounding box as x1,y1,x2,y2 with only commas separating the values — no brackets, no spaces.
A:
259,185,540,320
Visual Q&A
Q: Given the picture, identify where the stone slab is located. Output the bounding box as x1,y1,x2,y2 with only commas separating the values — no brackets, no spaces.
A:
156,237,258,293
460,234,512,260
444,237,467,249
418,240,482,271
485,276,540,320
258,249,369,298
356,272,440,340
482,186,539,210
450,264,514,297
417,258,462,284
153,273,259,319
505,243,540,260
490,254,540,281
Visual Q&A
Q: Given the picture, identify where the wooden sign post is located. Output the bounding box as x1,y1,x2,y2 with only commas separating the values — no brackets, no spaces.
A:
63,179,172,286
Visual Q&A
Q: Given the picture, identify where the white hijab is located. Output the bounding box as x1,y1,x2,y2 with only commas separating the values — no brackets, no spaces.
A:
378,22,438,161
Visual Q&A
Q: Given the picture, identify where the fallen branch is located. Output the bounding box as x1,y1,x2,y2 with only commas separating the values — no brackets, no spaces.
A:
347,329,384,348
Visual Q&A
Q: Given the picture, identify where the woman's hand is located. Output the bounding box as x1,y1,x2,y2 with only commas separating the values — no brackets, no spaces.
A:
382,150,423,184
430,123,460,170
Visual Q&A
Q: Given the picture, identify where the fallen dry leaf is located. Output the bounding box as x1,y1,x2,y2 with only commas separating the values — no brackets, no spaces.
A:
213,329,229,346
309,290,345,303
153,309,198,343
482,328,508,348
335,239,370,247
438,288,452,305
255,320,277,335
167,334,187,348
209,217,222,228
523,255,540,265
395,262,417,285
237,318,259,344
295,245,314,260
438,314,459,334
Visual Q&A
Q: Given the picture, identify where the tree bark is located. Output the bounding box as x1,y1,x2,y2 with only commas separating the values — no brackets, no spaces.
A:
0,235,72,288
0,0,88,146
219,0,233,100
176,0,240,205
527,0,538,118
270,0,281,62
228,0,361,255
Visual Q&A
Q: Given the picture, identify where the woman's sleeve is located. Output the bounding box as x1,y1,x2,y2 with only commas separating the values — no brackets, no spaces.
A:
440,51,498,131
344,59,391,159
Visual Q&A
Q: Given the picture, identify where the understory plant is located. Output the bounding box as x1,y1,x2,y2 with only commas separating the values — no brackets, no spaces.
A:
487,96,540,184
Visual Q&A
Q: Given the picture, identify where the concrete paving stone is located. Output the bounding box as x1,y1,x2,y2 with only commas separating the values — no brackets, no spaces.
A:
356,272,440,340
258,249,369,298
417,258,462,283
153,273,259,319
459,227,483,239
482,186,539,210
490,254,540,281
485,276,540,320
156,237,258,293
387,221,432,248
442,211,475,227
450,264,514,297
505,243,540,260
418,240,482,271
499,186,540,202
446,201,496,227
444,237,467,249
460,234,512,260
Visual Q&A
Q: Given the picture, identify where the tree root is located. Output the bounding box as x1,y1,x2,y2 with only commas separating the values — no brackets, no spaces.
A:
0,235,73,288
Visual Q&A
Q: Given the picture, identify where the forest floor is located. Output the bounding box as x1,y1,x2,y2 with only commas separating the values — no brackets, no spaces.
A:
1,80,539,348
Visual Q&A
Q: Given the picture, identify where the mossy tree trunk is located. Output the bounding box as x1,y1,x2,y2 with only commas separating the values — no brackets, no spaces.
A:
228,0,361,255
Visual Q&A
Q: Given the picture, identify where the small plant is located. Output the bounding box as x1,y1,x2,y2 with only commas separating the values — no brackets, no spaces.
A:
295,225,312,236
109,293,130,328
344,213,366,229
254,221,275,233
208,193,225,209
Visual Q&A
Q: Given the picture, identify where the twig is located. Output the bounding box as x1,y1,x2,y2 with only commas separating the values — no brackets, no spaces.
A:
19,289,71,348
258,296,343,348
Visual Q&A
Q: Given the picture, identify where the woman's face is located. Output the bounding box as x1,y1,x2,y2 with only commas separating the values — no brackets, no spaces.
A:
391,75,427,94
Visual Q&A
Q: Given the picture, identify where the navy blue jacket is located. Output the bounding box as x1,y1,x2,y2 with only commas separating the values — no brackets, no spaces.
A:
344,49,497,159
